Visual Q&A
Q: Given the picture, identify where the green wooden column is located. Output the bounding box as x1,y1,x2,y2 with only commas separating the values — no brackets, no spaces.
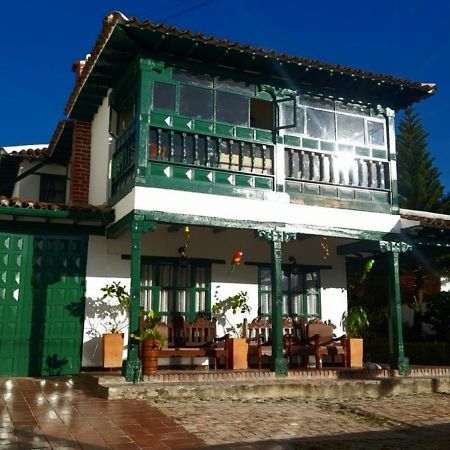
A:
379,240,412,375
256,229,296,376
123,214,156,382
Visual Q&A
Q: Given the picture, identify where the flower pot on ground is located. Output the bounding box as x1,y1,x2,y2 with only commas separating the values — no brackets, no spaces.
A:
227,337,249,370
212,291,251,370
130,309,165,375
98,282,130,369
102,333,124,368
341,306,369,368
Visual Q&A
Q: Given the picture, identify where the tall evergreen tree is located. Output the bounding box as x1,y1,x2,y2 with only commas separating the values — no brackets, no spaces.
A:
396,106,447,212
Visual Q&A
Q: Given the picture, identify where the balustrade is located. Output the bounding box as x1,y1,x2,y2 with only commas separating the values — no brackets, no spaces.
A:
284,147,389,190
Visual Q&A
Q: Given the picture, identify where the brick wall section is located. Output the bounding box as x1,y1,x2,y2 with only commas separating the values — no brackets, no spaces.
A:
69,120,92,205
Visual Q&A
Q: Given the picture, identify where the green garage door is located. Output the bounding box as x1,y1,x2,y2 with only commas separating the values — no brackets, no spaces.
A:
0,233,87,376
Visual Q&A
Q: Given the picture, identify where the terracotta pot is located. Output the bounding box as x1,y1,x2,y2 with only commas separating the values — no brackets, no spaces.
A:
102,333,124,369
346,338,364,368
141,340,159,375
228,337,249,370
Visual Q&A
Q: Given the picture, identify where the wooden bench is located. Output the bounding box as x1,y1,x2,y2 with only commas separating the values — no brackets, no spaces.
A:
156,316,218,368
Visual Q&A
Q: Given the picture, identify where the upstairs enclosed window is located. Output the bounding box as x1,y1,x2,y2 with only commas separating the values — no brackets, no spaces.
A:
151,69,273,130
280,96,386,147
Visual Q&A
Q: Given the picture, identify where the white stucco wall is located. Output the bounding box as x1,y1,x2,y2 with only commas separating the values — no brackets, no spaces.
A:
89,94,111,205
12,161,67,201
83,227,348,367
118,186,401,236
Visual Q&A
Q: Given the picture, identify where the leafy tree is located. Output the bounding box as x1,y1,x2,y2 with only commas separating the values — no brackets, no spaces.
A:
396,106,448,212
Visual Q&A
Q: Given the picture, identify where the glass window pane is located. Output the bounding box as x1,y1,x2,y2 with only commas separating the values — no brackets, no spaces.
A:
160,265,175,287
306,109,335,140
281,105,304,133
176,290,188,313
153,82,176,111
197,136,207,165
300,96,334,110
335,102,369,116
215,77,255,95
216,91,249,126
367,120,385,146
172,69,213,87
179,85,213,120
282,294,289,315
260,269,272,289
260,292,271,315
195,291,206,312
337,114,365,144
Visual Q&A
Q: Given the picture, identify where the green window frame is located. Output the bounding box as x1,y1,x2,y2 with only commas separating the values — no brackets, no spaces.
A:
280,95,387,148
151,68,277,130
140,260,211,322
258,266,321,319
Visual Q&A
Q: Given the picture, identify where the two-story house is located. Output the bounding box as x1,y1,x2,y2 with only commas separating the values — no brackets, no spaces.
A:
0,11,445,379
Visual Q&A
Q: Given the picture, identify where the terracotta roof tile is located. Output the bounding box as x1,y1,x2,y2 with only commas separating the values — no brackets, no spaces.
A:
0,146,50,159
65,11,436,117
0,195,111,214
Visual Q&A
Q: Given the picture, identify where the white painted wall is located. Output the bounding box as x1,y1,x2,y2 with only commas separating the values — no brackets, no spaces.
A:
82,227,349,366
89,94,111,205
12,160,66,201
130,186,401,235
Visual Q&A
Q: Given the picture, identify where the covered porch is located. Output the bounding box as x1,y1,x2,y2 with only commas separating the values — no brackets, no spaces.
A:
89,207,413,381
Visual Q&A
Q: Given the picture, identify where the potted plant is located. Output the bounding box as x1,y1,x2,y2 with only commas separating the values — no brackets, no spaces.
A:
130,309,165,375
99,281,130,369
212,290,251,369
341,306,370,368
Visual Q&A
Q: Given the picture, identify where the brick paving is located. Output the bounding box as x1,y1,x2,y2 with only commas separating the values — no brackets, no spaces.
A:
151,395,450,449
2,377,450,449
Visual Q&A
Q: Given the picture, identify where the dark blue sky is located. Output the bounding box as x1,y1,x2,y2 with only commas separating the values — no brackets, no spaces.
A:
1,0,449,188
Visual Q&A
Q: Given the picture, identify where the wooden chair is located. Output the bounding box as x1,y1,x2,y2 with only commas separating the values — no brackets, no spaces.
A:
246,317,272,369
211,334,229,369
287,318,346,369
184,316,216,347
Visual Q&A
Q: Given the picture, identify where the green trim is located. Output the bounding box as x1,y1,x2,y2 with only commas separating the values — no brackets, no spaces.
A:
0,206,114,224
122,254,225,265
246,261,332,270
132,209,399,241
286,182,391,213
0,221,105,236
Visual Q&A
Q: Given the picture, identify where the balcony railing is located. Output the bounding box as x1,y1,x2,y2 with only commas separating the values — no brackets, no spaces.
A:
149,127,274,175
284,147,389,190
109,124,392,210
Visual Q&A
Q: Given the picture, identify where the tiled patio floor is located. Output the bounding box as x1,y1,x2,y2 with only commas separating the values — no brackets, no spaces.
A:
0,377,204,449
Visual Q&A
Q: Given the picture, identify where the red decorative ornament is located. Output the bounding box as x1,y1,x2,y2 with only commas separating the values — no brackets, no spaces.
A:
230,251,243,273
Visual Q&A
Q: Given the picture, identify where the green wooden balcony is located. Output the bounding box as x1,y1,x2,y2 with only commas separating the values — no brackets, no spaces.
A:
110,124,392,211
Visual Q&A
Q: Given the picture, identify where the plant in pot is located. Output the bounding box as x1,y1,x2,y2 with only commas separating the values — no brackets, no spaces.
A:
130,309,165,375
341,305,370,368
212,290,251,369
98,281,130,369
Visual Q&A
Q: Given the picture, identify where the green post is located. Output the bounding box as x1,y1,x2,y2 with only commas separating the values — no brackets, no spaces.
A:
380,240,412,375
124,214,156,382
270,238,286,375
256,229,296,376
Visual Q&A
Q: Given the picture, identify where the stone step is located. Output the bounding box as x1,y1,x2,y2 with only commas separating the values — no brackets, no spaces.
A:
91,376,450,401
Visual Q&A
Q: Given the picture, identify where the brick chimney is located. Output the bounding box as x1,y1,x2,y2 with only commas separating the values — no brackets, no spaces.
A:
71,54,91,83
69,120,92,205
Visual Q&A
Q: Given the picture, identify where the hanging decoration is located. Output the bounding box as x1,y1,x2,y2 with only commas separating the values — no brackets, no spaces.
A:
229,251,243,273
184,226,191,242
178,245,188,259
360,258,375,283
320,237,330,260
